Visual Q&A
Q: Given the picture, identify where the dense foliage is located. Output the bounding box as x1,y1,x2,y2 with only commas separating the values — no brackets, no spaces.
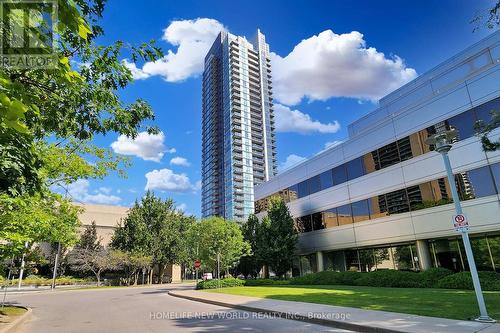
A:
196,269,500,291
111,192,194,283
0,0,163,265
188,217,250,274
196,277,245,290
255,198,298,278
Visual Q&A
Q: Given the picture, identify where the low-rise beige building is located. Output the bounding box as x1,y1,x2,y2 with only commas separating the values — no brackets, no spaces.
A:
75,203,129,245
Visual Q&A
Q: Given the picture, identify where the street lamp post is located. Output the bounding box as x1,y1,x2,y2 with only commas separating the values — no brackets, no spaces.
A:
425,130,494,323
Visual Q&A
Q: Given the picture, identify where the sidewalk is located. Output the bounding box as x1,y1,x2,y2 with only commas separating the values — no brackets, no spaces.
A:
168,289,499,333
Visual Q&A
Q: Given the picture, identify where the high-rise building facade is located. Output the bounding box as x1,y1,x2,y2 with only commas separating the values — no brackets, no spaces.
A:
201,29,277,221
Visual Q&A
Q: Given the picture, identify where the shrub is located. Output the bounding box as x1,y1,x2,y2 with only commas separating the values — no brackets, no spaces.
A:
354,270,422,288
290,271,363,286
244,279,290,286
196,277,245,290
437,271,500,291
419,268,453,287
10,275,90,287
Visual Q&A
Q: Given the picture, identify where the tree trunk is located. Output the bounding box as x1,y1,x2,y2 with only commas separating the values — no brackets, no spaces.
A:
263,265,269,279
149,267,153,284
96,270,101,287
158,264,166,284
133,271,138,286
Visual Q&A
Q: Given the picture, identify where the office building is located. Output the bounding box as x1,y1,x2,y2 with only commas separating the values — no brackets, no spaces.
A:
201,29,277,220
255,31,500,275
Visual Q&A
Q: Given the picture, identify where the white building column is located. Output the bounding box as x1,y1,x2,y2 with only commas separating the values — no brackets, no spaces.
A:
416,239,432,270
316,251,324,272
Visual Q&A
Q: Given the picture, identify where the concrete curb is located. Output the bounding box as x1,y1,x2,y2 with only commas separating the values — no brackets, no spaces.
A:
0,306,32,333
168,290,405,333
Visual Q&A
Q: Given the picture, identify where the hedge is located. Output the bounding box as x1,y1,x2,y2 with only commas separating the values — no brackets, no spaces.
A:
196,277,245,290
436,271,500,291
5,275,94,287
196,269,500,291
244,279,290,286
290,271,363,286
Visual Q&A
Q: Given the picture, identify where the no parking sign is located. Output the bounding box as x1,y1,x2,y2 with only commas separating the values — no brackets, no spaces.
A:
452,213,469,232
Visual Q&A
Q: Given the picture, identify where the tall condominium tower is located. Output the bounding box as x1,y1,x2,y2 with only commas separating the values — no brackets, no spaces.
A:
201,29,277,221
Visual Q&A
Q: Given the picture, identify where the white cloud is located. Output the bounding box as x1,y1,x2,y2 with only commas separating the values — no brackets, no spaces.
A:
177,203,187,212
67,180,121,205
98,187,112,194
111,131,173,162
125,18,224,82
275,104,340,134
145,168,196,193
123,59,151,79
170,156,191,167
278,154,307,172
271,30,417,105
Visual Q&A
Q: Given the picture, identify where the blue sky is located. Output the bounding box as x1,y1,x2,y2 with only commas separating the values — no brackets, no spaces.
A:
68,0,497,217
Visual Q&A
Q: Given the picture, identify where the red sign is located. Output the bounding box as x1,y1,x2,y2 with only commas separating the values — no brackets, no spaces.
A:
453,214,469,232
194,260,201,269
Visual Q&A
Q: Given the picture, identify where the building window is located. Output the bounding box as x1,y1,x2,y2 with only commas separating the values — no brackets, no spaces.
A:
297,180,309,198
351,199,370,223
311,212,325,230
376,141,401,170
346,157,365,180
332,165,348,186
456,166,496,201
319,169,333,190
308,175,321,195
379,188,410,215
322,208,339,228
337,204,353,225
323,251,346,272
296,215,312,233
474,97,500,125
288,184,299,201
490,163,500,194
298,253,317,275
444,110,476,141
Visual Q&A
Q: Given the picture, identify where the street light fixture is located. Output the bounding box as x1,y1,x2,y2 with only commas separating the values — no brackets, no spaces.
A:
425,129,495,323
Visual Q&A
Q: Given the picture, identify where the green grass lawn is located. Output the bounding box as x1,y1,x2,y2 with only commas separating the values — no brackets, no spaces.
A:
206,285,500,320
0,306,27,317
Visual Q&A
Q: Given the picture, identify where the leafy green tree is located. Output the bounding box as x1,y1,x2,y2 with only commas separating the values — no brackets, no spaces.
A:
256,198,298,278
0,0,163,195
0,193,81,260
237,214,261,278
69,247,121,285
0,0,163,265
188,217,250,276
111,192,194,283
471,0,499,31
78,221,102,252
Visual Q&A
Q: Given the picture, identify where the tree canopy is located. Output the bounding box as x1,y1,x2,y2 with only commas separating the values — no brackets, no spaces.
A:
256,198,298,278
0,0,164,260
188,217,251,274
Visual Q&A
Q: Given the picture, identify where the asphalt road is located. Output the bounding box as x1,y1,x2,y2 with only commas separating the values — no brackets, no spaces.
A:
6,284,357,333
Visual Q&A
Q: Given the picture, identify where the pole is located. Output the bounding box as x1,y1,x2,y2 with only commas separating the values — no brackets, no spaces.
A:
1,257,14,309
51,243,61,290
217,252,220,289
17,241,28,290
440,151,494,322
